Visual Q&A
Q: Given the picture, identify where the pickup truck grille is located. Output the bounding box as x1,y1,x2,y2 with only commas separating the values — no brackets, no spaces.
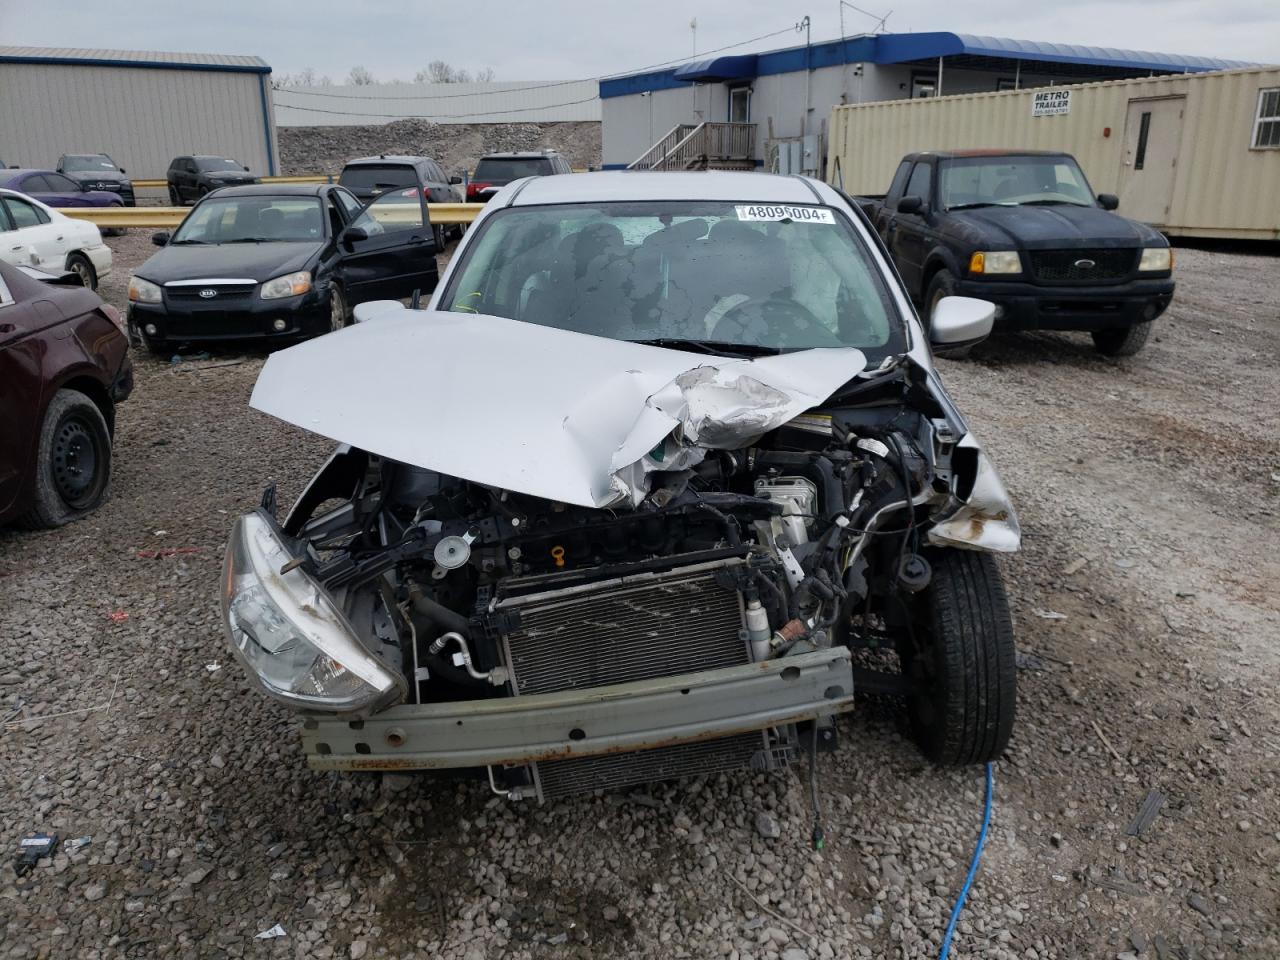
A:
1029,248,1138,284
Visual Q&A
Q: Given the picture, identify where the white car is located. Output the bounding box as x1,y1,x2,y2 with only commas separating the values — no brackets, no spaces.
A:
0,188,112,289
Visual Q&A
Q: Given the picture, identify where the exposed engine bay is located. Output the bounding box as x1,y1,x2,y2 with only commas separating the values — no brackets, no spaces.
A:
226,352,1017,801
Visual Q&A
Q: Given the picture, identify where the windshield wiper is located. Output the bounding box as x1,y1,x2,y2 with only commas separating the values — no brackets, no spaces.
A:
628,337,784,357
168,238,206,245
1017,199,1091,207
946,201,1002,211
223,237,275,243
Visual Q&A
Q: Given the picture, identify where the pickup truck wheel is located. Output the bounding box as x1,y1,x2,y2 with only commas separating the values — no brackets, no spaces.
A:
66,253,97,290
1091,321,1153,357
898,549,1016,764
14,389,113,529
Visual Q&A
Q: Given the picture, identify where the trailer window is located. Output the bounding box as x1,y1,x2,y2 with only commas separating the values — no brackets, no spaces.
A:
1253,88,1280,149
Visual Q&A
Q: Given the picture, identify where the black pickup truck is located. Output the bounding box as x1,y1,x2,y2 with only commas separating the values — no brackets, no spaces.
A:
860,150,1174,356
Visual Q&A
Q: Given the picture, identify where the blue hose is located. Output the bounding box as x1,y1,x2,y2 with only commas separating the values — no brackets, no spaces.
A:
938,762,995,960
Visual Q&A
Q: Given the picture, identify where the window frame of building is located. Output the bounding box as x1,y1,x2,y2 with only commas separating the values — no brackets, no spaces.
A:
1251,87,1280,149
910,74,937,99
996,78,1018,92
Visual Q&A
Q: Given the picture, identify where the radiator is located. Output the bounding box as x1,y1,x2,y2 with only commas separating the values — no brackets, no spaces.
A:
495,558,751,696
490,557,785,799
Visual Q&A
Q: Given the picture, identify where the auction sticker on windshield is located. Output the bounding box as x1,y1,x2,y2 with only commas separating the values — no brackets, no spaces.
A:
735,204,835,224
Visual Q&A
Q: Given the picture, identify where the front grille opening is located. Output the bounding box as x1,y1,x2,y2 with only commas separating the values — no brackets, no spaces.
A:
1030,248,1137,284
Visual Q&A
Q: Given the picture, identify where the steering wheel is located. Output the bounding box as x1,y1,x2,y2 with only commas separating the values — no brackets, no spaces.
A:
710,296,842,349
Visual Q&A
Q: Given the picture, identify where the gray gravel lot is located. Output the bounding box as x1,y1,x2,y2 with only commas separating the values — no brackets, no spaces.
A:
1,236,1277,960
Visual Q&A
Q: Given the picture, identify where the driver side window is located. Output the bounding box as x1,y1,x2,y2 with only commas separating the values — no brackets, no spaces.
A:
904,163,932,207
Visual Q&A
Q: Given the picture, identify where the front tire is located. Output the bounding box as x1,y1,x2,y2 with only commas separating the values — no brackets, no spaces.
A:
1091,321,1153,357
328,285,349,333
168,185,180,205
66,252,97,290
900,549,1016,764
15,389,113,529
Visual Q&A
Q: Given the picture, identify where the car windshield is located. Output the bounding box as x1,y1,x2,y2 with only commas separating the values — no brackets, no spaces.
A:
63,156,117,172
198,158,244,173
940,155,1096,208
473,158,552,183
339,164,417,191
171,196,324,244
440,201,906,360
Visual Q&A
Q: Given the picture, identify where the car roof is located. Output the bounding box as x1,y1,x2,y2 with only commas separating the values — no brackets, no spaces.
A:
910,149,1070,160
344,155,429,166
481,152,564,159
509,170,831,206
207,183,329,198
1,169,49,179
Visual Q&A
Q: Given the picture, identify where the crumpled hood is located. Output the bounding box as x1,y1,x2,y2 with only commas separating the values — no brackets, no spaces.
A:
947,204,1161,249
250,307,866,508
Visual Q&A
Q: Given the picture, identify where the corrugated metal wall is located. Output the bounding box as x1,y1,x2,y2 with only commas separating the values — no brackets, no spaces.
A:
0,63,278,178
273,80,601,127
827,67,1280,239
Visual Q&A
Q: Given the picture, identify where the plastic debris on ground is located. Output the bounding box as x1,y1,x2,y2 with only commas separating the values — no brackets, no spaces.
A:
1034,609,1068,620
64,836,92,852
14,833,59,876
255,924,287,939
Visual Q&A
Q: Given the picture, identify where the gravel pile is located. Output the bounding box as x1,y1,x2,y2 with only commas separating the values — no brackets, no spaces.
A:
278,120,602,178
1,237,1277,959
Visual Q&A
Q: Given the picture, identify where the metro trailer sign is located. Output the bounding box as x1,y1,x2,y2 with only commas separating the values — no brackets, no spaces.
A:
1031,89,1073,116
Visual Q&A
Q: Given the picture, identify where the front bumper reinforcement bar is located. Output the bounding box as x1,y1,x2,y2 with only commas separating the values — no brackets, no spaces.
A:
300,647,855,772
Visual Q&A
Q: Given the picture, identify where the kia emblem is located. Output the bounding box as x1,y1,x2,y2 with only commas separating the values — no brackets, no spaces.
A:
199,288,218,298
1074,258,1096,270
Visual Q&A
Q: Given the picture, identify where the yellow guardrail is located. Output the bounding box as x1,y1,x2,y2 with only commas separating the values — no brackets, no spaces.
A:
56,203,479,229
129,174,333,190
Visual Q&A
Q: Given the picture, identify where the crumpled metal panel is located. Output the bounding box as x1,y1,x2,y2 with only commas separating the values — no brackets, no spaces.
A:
927,434,1021,553
250,308,866,508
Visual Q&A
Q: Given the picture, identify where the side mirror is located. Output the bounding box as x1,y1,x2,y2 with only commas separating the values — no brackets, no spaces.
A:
243,165,250,172
930,296,995,350
897,195,925,215
120,167,127,174
1097,193,1119,211
341,225,369,248
151,231,170,246
448,175,462,185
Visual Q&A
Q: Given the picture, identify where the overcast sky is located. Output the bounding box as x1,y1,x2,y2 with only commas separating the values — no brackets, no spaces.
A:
3,0,1276,81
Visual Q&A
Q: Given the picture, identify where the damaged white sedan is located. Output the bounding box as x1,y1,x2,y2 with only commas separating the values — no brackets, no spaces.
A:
222,171,1020,802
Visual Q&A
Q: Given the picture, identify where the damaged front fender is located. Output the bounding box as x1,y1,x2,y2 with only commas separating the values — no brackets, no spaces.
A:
928,433,1021,553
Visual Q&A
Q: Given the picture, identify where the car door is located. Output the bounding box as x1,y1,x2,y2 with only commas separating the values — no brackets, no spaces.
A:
26,173,87,208
1,195,65,269
0,270,44,516
336,187,438,304
889,161,934,297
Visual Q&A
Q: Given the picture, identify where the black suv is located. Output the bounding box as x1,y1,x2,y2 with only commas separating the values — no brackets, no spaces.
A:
57,153,135,206
167,156,259,205
338,155,462,247
466,151,572,203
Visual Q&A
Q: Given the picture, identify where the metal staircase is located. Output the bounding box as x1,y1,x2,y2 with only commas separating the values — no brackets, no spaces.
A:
627,122,757,171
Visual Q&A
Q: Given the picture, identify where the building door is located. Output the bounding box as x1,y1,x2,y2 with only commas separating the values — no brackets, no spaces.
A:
1117,97,1185,225
728,86,751,123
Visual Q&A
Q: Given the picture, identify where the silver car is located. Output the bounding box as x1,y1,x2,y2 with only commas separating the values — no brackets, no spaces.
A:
221,171,1019,802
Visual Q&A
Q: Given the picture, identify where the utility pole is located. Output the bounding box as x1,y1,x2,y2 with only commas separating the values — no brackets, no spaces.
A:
690,17,698,56
797,15,812,134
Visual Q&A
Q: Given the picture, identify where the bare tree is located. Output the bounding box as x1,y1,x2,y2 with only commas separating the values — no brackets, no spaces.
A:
414,60,493,84
347,65,375,86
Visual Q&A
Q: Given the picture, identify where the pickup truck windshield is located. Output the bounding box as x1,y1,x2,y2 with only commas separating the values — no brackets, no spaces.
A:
441,201,905,359
940,155,1096,209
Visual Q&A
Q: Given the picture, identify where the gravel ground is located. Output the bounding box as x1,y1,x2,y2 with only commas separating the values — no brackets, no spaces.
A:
1,236,1278,960
278,121,602,177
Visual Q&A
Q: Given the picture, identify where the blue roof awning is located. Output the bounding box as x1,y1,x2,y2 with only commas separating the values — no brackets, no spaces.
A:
673,55,758,83
871,32,1256,73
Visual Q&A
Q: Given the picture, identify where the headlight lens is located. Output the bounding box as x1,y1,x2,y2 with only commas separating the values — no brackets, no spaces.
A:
1138,247,1173,272
969,251,1022,275
261,271,312,300
128,276,161,303
221,511,402,712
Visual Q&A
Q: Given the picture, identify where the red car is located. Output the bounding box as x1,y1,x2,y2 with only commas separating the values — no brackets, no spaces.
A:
0,260,133,528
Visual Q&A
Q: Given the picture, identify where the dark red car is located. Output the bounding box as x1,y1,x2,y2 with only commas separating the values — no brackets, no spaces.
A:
0,260,133,528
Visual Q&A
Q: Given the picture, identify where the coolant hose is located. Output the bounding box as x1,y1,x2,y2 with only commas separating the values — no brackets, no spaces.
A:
408,588,470,636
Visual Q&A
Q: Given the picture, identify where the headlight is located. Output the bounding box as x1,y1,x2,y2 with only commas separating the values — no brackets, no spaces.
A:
260,271,312,300
221,511,403,712
969,251,1022,275
1138,247,1173,272
128,276,161,303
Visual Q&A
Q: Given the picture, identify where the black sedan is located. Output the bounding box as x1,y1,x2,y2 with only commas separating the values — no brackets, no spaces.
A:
127,184,439,353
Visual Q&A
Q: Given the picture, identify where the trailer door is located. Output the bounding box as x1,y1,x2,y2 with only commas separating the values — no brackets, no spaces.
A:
1117,97,1185,226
